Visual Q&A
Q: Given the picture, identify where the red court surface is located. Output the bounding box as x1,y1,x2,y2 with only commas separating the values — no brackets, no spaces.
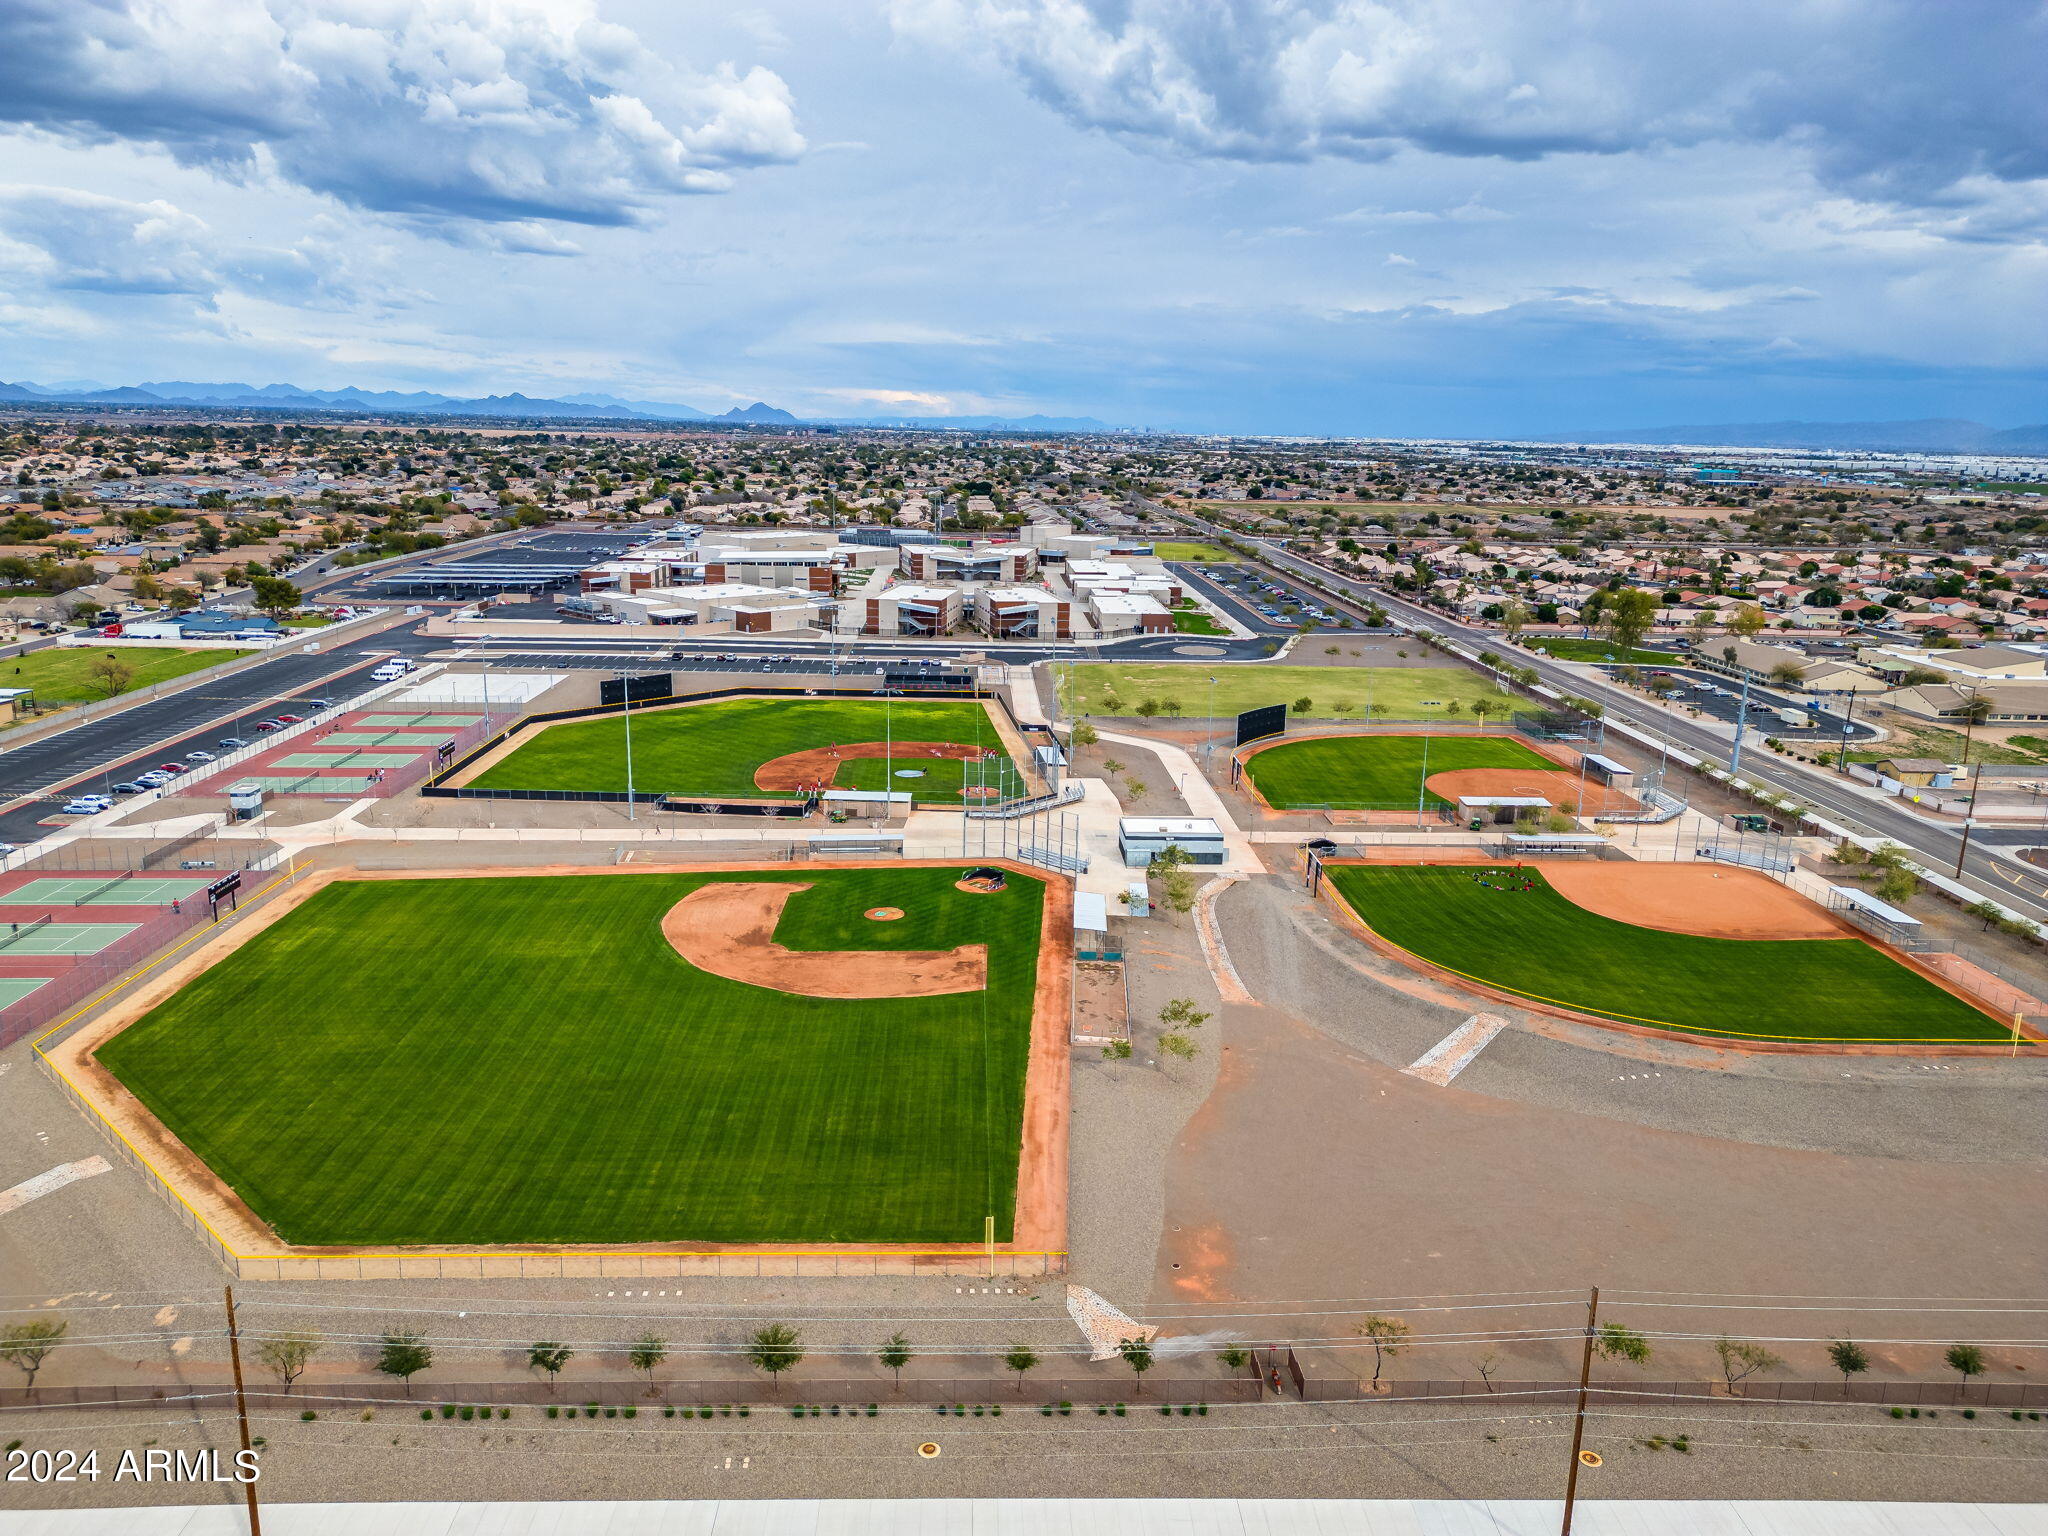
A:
189,707,489,799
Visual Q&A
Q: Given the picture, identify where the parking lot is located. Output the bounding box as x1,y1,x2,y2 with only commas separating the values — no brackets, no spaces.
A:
1619,664,1880,743
1171,562,1367,635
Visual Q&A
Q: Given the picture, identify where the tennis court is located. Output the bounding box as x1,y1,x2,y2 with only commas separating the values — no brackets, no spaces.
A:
320,731,451,747
236,774,382,794
0,921,136,955
356,713,483,729
0,978,51,1008
273,751,424,770
2,876,213,907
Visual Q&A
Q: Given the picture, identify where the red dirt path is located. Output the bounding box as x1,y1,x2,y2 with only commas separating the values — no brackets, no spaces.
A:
752,741,996,792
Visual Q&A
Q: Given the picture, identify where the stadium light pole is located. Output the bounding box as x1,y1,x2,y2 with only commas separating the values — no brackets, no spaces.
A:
1206,675,1217,774
618,671,636,823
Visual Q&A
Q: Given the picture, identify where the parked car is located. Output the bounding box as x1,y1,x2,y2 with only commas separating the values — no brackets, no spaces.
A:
0,844,17,858
254,719,282,732
301,698,331,712
185,749,216,763
275,712,303,724
110,781,147,795
156,762,186,776
61,796,111,815
218,736,248,750
136,771,171,788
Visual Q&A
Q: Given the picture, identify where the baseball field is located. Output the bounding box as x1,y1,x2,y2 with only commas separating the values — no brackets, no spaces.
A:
1243,733,1562,810
463,696,1025,804
1324,864,2011,1043
93,866,1051,1247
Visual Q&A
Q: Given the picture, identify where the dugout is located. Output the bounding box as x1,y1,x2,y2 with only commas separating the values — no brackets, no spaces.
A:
1501,832,1606,857
1581,753,1635,789
1828,884,1923,945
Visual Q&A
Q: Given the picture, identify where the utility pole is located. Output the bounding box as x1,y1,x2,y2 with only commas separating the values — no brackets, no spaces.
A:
223,1286,263,1536
1835,690,1858,772
1559,1285,1600,1536
1954,698,1989,879
1729,669,1752,781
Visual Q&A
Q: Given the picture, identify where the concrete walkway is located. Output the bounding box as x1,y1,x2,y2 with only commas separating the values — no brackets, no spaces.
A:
1094,729,1262,875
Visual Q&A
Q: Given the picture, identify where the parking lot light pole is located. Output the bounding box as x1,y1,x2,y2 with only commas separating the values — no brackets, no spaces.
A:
619,671,636,822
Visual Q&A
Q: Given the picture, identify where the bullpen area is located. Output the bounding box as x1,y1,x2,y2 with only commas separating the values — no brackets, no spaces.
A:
57,863,1069,1270
1322,861,2022,1047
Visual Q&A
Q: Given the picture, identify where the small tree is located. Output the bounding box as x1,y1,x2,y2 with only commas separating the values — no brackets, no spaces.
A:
1474,1351,1500,1392
1003,1343,1040,1394
1714,1336,1784,1393
1123,777,1149,801
256,1331,322,1393
628,1334,668,1393
1729,603,1767,638
1768,661,1806,688
528,1341,573,1393
1357,1315,1410,1386
1118,1336,1155,1394
0,1319,67,1393
878,1332,913,1389
1595,1323,1652,1367
1945,1343,1988,1382
1218,1346,1250,1371
747,1325,804,1394
1964,899,2004,931
1876,864,1919,905
376,1332,433,1396
1827,1338,1870,1394
1292,695,1313,713
87,653,134,698
1071,722,1098,749
1101,757,1125,782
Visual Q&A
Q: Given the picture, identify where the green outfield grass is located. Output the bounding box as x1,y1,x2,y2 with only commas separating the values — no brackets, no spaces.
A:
2,645,250,705
1325,865,2009,1043
1245,734,1559,809
97,868,1046,1246
1064,662,1509,721
467,697,1025,803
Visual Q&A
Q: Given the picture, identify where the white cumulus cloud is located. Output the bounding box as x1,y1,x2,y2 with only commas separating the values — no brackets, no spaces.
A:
0,0,806,229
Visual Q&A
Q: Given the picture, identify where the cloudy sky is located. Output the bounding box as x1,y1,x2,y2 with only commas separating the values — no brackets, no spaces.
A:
1,0,2043,435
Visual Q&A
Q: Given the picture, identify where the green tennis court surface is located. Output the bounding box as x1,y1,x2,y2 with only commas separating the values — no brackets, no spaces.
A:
322,731,451,747
0,978,52,1007
238,774,381,794
357,713,482,729
274,751,423,769
0,922,135,955
3,876,212,906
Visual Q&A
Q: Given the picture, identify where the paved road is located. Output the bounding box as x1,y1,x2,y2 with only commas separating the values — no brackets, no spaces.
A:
0,626,444,844
1603,663,1881,744
1160,508,2048,921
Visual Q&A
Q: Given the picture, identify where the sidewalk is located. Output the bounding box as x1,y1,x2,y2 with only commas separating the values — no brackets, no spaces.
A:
1094,729,1262,876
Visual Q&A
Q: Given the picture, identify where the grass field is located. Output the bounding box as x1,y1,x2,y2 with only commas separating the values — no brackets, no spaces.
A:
1525,638,1679,665
1,645,250,705
1064,663,1509,721
1244,734,1559,809
1325,865,2008,1042
97,868,1045,1246
1150,541,1235,561
468,697,1025,803
1172,608,1229,635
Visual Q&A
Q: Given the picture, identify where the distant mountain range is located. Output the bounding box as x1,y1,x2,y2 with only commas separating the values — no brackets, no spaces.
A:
1550,418,2048,454
0,378,1114,432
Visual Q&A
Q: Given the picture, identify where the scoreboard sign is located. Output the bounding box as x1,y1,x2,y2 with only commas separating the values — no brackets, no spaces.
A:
1235,702,1287,747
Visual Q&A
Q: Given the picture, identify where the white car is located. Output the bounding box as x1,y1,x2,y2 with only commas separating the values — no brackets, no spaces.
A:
136,771,172,788
61,795,111,815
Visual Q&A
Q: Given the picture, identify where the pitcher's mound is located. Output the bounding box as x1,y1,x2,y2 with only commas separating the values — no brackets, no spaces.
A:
865,906,905,921
664,883,985,997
